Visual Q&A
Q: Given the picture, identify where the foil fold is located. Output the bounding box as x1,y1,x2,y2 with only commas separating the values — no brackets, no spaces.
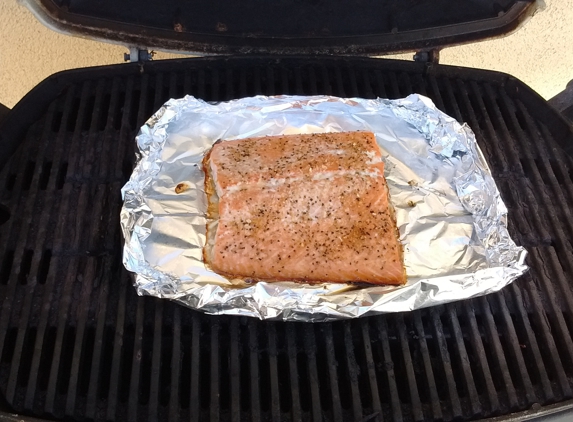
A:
120,94,528,321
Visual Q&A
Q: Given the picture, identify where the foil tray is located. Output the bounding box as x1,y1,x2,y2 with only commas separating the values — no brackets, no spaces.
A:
120,94,528,321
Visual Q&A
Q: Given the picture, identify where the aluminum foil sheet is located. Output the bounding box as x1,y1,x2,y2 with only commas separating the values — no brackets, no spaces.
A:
120,94,528,321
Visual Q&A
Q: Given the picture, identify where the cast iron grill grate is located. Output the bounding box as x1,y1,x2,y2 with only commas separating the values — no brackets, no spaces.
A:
0,56,573,422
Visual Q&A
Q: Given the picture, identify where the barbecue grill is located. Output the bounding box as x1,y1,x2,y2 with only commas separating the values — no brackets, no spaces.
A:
1,1,573,421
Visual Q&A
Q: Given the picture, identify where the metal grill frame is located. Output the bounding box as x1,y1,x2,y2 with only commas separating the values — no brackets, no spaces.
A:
0,56,572,422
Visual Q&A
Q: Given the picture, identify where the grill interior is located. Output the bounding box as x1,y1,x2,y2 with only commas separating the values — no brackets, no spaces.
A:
1,56,573,422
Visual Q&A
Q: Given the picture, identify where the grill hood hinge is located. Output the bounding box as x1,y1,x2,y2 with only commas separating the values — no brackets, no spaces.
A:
123,47,154,63
413,50,440,64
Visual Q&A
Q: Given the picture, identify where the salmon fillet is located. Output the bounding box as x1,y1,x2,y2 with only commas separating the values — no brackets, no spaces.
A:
203,131,405,285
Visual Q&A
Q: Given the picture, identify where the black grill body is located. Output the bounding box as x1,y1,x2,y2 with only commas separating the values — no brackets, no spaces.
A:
0,56,573,422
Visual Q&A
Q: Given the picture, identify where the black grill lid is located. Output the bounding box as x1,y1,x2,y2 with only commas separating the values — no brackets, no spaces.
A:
24,0,541,55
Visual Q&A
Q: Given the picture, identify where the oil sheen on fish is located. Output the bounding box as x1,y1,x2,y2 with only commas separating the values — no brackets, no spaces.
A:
203,131,406,285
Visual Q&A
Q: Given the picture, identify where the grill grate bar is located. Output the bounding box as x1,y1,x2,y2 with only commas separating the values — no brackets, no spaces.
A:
265,67,275,97
427,75,446,112
44,80,95,415
373,70,388,99
398,72,415,98
253,67,262,95
64,78,111,416
380,317,406,421
190,315,201,421
471,82,550,241
493,292,536,403
445,305,482,417
522,258,573,400
248,320,261,422
408,73,424,97
267,324,280,422
114,75,135,180
306,66,317,95
209,320,220,422
149,301,164,419
529,134,573,233
211,68,220,102
105,275,128,421
286,325,301,421
346,67,359,97
168,307,182,421
230,318,241,422
153,73,166,114
23,86,77,411
483,83,573,401
537,122,573,200
197,70,206,101
316,66,328,96
386,72,401,99
359,320,383,420
412,313,442,420
441,78,465,122
169,72,178,98
498,93,573,400
512,107,573,396
84,266,112,419
469,81,563,409
280,67,289,94
239,67,248,97
429,308,463,419
135,74,151,136
521,99,573,361
452,78,559,410
226,69,235,100
85,80,125,421
64,256,94,415
415,74,431,97
360,69,374,99
396,314,422,421
462,301,500,414
105,74,136,421
6,289,32,408
127,298,145,421
5,285,34,407
521,119,573,277
507,282,558,401
479,296,518,410
323,324,343,422
294,67,304,95
343,323,363,421
303,324,322,422
333,67,346,97
3,98,59,407
183,71,192,98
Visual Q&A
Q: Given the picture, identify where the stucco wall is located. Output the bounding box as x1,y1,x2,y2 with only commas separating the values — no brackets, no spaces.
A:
1,0,572,108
